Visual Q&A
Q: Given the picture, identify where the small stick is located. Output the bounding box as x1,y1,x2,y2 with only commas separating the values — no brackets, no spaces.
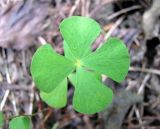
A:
0,90,10,111
69,0,80,16
38,36,47,45
138,74,150,95
135,107,145,129
129,66,160,76
0,49,10,111
105,17,124,40
28,82,35,115
0,83,32,91
89,0,116,17
5,51,18,115
108,5,141,20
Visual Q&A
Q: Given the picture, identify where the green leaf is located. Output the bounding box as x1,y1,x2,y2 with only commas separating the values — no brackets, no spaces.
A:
82,37,130,83
63,41,75,61
68,73,77,87
60,16,101,59
51,123,58,129
0,112,4,127
72,68,113,114
40,78,67,108
9,116,32,129
31,44,75,93
69,71,101,86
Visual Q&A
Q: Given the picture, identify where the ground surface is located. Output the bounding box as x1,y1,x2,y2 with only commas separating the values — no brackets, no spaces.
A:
0,0,160,129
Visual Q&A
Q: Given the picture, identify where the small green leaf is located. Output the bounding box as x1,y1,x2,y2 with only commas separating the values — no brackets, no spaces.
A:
31,44,75,93
60,16,101,59
72,68,113,114
40,78,67,108
82,37,130,82
51,123,58,129
0,112,4,127
69,71,101,86
68,73,77,87
93,72,102,81
9,116,32,129
63,41,75,61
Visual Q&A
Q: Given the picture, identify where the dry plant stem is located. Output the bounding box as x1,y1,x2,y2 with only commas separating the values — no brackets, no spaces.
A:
22,50,29,76
129,66,160,76
5,50,18,115
89,0,116,17
104,17,124,40
107,5,141,20
135,107,145,129
128,74,150,129
0,90,10,111
81,0,85,16
28,82,35,115
83,115,93,129
0,83,32,91
0,49,18,114
0,0,10,8
35,92,44,128
0,49,9,111
43,108,53,123
81,0,90,16
7,55,18,115
138,74,150,95
38,36,47,45
69,0,80,16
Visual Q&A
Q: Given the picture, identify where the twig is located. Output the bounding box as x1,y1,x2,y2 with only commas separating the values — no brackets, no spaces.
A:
38,36,47,45
28,82,35,115
0,49,10,111
89,0,116,17
128,74,150,125
6,51,18,115
81,0,90,16
107,5,141,20
129,66,160,76
138,74,150,95
0,90,10,111
104,17,124,40
135,107,145,129
69,0,80,16
0,83,32,91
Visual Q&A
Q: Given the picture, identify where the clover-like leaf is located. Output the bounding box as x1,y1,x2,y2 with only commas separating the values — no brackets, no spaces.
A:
31,44,75,93
31,16,130,114
40,78,67,108
60,16,101,59
70,68,113,114
82,38,130,82
63,41,76,61
9,116,32,129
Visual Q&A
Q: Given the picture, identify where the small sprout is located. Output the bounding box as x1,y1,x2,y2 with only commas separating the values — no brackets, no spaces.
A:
9,116,32,129
0,112,4,128
31,16,130,114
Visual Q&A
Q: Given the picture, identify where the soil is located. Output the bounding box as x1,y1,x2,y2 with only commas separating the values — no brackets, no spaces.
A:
0,0,160,129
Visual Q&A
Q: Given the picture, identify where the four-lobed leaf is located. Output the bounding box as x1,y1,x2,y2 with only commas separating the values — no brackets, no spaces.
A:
60,16,101,59
9,116,32,129
40,78,67,108
31,16,130,114
31,44,74,93
71,68,113,114
82,37,130,82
